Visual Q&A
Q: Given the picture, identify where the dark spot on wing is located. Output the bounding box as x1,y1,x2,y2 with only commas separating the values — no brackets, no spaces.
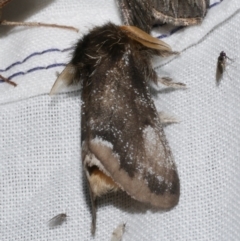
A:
146,170,180,196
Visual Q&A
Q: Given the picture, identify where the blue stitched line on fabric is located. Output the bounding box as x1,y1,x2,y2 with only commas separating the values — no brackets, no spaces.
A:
157,0,223,39
0,63,66,83
0,47,73,73
0,0,223,84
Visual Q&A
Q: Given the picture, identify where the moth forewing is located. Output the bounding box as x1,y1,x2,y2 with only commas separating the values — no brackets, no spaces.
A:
53,22,180,234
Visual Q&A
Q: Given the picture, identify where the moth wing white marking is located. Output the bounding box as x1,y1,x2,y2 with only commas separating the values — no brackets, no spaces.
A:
49,64,75,95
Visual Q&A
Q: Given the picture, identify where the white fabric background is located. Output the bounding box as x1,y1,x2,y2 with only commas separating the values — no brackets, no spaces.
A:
1,0,240,240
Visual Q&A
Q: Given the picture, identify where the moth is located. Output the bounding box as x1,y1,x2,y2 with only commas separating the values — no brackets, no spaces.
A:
116,0,210,33
111,223,126,241
216,51,232,82
0,0,78,87
48,213,68,227
50,22,181,234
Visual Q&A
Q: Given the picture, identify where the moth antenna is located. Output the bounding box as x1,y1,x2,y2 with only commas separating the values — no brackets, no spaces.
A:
157,77,186,88
50,64,76,95
0,20,78,32
0,74,17,87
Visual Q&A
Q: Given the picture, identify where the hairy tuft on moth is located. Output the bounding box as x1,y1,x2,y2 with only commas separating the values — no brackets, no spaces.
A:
111,223,126,241
48,213,68,228
216,51,233,83
50,22,181,234
116,0,209,33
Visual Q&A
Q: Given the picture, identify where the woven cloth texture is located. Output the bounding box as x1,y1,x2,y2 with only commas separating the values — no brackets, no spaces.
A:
1,0,240,240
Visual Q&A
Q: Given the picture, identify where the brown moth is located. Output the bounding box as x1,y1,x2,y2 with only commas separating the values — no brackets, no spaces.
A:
0,0,78,87
48,213,68,227
111,223,126,241
50,22,181,234
116,0,210,33
216,51,232,82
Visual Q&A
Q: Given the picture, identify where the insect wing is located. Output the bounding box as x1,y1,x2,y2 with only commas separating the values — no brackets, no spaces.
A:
81,40,179,209
48,213,67,227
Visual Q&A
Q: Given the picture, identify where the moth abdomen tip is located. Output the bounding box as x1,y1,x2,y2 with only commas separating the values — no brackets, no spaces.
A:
87,166,119,198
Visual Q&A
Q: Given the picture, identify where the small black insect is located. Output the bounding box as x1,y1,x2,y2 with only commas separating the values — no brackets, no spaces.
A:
216,51,232,82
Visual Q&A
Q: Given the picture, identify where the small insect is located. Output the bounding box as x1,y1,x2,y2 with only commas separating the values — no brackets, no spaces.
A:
48,213,68,227
50,22,182,234
116,0,209,33
216,51,232,82
0,0,78,87
111,223,126,241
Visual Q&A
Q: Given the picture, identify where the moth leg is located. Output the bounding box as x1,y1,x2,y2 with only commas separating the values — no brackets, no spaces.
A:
0,74,17,87
152,8,202,26
158,112,179,125
150,69,185,88
158,77,186,89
